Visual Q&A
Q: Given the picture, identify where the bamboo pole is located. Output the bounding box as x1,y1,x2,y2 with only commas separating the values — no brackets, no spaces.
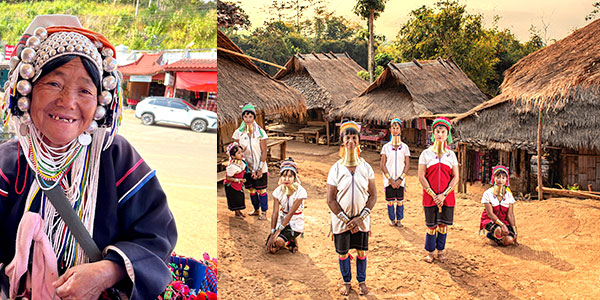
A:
217,47,287,70
537,107,543,200
419,113,460,119
536,187,600,201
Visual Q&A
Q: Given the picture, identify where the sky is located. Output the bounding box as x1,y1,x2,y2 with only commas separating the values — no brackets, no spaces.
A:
235,0,596,43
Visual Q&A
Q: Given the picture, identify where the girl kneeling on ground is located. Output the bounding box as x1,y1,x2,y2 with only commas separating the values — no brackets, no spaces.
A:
266,158,306,253
480,165,518,246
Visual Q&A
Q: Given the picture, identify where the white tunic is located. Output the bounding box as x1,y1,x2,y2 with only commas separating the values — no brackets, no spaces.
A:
272,184,307,232
418,147,458,169
380,141,410,187
327,159,375,234
481,188,515,207
225,160,246,177
231,124,268,173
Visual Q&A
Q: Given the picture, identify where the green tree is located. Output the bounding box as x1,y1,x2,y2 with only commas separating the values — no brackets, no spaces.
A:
217,1,251,29
0,0,215,49
393,0,542,96
231,21,312,75
374,52,392,68
585,2,600,21
353,0,387,83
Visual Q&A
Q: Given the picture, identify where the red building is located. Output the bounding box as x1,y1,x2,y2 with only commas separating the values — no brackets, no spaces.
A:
118,53,217,111
163,58,217,111
118,52,166,106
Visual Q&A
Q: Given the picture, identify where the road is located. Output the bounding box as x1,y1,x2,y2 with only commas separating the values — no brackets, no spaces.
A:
119,109,216,258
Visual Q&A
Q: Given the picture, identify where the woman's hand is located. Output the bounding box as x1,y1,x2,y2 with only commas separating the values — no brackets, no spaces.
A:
346,217,362,234
266,231,279,252
255,170,263,179
53,260,125,300
501,224,509,236
437,194,447,206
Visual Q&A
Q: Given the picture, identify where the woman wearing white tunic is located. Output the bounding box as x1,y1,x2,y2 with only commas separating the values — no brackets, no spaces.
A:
266,158,306,253
327,121,377,296
232,103,269,220
380,118,411,226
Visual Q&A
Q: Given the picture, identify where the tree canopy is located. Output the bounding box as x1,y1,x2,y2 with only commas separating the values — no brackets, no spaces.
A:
0,0,216,50
226,1,544,94
393,1,544,95
225,5,368,75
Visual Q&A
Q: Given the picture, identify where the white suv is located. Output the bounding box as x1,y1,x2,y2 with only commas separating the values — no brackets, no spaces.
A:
134,97,217,132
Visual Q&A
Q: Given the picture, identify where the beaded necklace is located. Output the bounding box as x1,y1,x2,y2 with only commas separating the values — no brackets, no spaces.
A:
19,125,103,268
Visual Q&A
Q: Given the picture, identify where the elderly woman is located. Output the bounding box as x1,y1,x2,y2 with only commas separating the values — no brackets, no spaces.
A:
231,103,269,220
327,121,377,296
0,15,176,299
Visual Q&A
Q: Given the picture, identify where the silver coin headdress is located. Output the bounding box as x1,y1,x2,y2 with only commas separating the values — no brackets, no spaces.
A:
0,15,123,149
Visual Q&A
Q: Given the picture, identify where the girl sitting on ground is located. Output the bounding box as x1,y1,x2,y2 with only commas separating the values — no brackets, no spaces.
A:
480,165,518,246
224,142,247,218
266,158,306,253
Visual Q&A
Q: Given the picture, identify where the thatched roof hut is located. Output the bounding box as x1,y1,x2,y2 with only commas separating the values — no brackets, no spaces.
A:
217,30,306,127
334,59,488,122
453,18,600,152
453,19,600,193
274,53,368,120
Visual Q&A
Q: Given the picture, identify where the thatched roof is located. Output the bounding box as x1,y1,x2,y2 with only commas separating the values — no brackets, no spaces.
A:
274,53,368,118
217,30,306,126
498,18,600,110
453,19,600,151
333,59,487,122
453,94,600,151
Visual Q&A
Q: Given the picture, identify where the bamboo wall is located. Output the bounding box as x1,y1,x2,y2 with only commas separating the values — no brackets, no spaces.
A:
561,148,600,191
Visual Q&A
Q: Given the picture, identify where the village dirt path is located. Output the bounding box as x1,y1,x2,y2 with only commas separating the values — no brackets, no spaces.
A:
218,141,600,299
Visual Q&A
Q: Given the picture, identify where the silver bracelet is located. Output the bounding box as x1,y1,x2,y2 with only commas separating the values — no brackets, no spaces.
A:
270,228,276,234
337,211,350,224
359,207,371,220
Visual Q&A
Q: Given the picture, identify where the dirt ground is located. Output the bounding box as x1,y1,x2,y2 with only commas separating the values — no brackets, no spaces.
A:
218,140,600,299
119,110,216,258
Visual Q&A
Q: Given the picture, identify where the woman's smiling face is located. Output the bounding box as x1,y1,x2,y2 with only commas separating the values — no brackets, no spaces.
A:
30,57,98,147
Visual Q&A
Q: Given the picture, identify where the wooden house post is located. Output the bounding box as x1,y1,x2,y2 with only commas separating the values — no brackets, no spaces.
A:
458,143,467,193
537,107,543,200
326,121,330,146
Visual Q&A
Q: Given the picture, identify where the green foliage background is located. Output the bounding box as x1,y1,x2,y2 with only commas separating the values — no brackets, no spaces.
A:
225,0,546,96
0,0,216,50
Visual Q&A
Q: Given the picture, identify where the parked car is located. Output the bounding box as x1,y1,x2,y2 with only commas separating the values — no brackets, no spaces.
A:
134,97,217,132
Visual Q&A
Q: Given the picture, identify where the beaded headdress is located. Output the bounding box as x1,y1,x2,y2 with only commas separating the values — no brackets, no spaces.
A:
491,165,510,187
390,118,402,126
241,103,256,115
279,158,297,175
340,120,360,136
1,15,122,147
431,117,452,144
